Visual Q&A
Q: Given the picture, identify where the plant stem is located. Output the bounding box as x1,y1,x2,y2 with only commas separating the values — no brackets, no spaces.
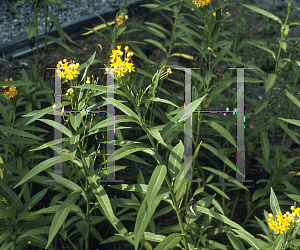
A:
85,177,90,250
130,91,189,249
34,6,39,105
149,1,182,126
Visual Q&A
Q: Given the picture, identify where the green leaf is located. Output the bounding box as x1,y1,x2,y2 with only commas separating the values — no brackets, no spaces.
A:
90,181,134,245
204,120,236,148
0,138,40,145
38,119,72,138
265,73,277,94
14,154,72,189
231,229,262,250
144,38,167,56
29,138,70,152
79,51,96,84
246,41,276,61
201,144,242,176
168,140,184,180
254,215,270,238
180,37,206,59
28,21,38,40
0,208,12,220
252,188,267,202
149,128,168,147
270,187,281,216
0,125,43,141
154,233,181,250
260,131,270,162
195,205,254,235
69,112,81,130
211,43,232,70
102,97,141,122
143,0,180,11
207,184,230,200
226,231,247,250
46,191,81,249
25,106,54,125
70,133,80,161
134,193,167,249
110,143,155,163
40,35,74,53
254,100,268,116
140,97,179,108
109,184,148,193
278,118,300,127
146,164,167,208
49,12,65,42
242,4,282,25
161,94,207,139
89,115,139,132
281,88,300,108
21,188,49,212
202,166,248,191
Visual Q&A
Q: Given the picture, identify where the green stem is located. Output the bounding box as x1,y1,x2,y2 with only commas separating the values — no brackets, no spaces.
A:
34,6,39,105
85,177,90,250
149,1,182,126
281,68,300,148
66,236,79,250
245,1,292,177
43,4,48,80
129,90,189,249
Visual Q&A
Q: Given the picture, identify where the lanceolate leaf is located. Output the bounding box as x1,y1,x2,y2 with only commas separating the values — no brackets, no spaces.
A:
46,191,81,249
265,73,277,94
89,180,134,245
161,94,207,139
134,193,168,250
168,140,184,179
146,165,167,208
154,233,181,250
38,119,72,138
14,154,73,189
102,97,141,122
204,120,236,148
270,187,281,216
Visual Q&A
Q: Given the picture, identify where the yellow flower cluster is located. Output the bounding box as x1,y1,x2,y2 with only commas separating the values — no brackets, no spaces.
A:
108,45,135,77
2,78,18,99
116,13,128,26
56,59,80,80
268,206,300,235
192,0,211,8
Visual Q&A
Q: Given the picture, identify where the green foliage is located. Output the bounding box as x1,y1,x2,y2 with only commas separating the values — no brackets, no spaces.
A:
1,0,300,249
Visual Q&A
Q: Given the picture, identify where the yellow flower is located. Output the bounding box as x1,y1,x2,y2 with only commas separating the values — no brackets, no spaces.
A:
192,0,211,7
2,78,17,99
86,77,91,84
167,68,172,74
291,206,300,217
226,11,231,16
125,15,128,20
56,59,80,80
109,46,135,77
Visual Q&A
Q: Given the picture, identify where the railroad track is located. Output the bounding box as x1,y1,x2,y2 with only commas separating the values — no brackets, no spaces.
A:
0,0,148,61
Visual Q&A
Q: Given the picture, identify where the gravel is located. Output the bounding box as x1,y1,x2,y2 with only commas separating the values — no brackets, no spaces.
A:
1,0,299,51
0,0,123,46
